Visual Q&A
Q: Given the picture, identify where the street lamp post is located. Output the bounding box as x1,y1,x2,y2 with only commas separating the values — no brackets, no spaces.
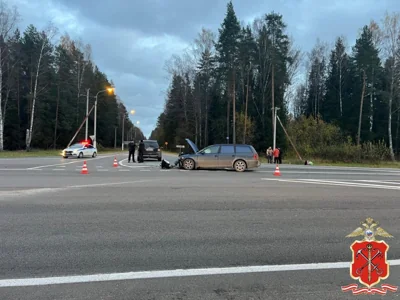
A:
135,121,140,139
85,88,90,140
273,107,280,150
122,109,136,150
93,87,114,149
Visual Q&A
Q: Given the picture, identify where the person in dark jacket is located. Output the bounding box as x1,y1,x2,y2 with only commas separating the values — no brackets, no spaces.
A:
278,147,283,164
128,141,136,163
138,140,145,163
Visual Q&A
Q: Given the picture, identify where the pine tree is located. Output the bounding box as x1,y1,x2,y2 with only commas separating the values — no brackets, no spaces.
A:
215,1,241,144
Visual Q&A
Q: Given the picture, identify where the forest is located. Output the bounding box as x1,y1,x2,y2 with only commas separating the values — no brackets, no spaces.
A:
150,2,400,162
0,0,143,151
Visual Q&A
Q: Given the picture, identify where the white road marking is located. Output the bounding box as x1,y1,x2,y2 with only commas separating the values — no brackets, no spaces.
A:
118,158,151,169
1,259,399,287
257,171,400,175
0,168,42,171
27,155,116,170
260,164,400,172
98,169,109,172
52,169,65,171
0,180,153,199
118,169,130,172
356,180,400,185
261,178,400,190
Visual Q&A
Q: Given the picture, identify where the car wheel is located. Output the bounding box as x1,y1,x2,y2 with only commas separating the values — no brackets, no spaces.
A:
78,152,83,158
234,160,247,172
92,152,97,158
182,158,195,170
63,156,68,159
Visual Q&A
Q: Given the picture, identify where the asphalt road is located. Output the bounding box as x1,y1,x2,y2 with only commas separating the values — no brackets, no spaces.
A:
0,153,400,299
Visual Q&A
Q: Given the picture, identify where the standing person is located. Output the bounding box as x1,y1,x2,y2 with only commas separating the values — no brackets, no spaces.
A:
278,147,283,164
128,141,136,163
138,140,145,163
266,147,273,164
273,147,280,164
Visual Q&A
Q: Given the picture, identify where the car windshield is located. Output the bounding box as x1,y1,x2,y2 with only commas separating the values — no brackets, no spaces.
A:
144,141,159,148
69,143,83,148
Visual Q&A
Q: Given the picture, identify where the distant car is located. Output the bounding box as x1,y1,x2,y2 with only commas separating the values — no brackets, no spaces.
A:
142,140,162,161
62,143,97,158
178,138,260,172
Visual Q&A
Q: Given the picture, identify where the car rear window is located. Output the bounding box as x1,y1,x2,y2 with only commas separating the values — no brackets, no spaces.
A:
144,141,159,148
220,145,235,153
235,145,253,153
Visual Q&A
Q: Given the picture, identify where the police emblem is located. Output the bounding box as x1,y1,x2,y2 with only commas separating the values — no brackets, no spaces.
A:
341,217,398,295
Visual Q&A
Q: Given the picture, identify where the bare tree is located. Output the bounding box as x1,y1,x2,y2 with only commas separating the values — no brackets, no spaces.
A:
284,36,303,113
380,12,400,160
26,22,58,151
0,0,19,151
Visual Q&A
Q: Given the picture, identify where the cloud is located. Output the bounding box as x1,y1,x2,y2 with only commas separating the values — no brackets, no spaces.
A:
8,0,400,137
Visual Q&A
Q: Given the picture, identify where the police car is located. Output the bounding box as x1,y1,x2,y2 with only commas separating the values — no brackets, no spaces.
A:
61,141,97,158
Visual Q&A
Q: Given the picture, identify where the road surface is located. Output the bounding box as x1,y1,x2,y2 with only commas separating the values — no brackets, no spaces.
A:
0,153,399,299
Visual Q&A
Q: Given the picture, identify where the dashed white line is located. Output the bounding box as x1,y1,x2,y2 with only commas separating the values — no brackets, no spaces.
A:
1,259,399,287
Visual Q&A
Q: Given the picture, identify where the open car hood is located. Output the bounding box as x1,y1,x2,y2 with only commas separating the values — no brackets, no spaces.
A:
185,138,199,153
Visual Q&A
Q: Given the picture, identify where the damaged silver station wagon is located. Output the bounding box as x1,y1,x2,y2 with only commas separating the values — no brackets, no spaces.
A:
178,138,261,172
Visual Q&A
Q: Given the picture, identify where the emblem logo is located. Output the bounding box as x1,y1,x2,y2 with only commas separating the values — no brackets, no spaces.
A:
341,217,398,295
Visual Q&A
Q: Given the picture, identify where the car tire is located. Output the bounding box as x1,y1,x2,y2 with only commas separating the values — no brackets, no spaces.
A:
182,158,195,170
233,160,247,172
92,152,97,158
78,152,83,158
63,156,68,159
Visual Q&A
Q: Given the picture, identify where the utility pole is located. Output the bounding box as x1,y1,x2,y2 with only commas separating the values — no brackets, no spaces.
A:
273,107,280,150
114,127,117,149
232,71,236,145
85,88,90,140
121,116,125,151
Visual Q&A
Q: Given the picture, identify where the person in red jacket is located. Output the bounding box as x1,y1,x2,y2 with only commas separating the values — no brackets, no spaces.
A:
273,148,280,164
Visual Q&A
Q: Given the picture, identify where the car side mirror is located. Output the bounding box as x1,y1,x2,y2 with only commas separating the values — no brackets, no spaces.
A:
199,151,204,155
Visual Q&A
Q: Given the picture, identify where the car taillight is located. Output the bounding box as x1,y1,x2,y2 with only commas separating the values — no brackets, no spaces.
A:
254,153,258,160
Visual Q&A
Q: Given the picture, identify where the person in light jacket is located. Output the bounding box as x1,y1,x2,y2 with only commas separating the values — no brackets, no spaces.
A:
266,147,273,164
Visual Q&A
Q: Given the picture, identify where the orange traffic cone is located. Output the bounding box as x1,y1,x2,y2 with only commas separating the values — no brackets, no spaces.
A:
81,161,88,174
113,157,118,168
273,164,281,176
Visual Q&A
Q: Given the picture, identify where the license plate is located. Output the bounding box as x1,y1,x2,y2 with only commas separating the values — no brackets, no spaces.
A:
146,147,153,151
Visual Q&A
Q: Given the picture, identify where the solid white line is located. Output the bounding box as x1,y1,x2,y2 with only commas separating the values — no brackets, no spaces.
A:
118,158,151,169
0,168,43,171
118,169,130,172
1,260,399,288
261,178,400,190
356,180,400,185
257,171,400,175
0,180,153,199
27,155,116,170
302,179,400,189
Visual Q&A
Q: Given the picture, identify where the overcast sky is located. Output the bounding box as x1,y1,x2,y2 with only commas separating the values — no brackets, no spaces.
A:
9,0,399,138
